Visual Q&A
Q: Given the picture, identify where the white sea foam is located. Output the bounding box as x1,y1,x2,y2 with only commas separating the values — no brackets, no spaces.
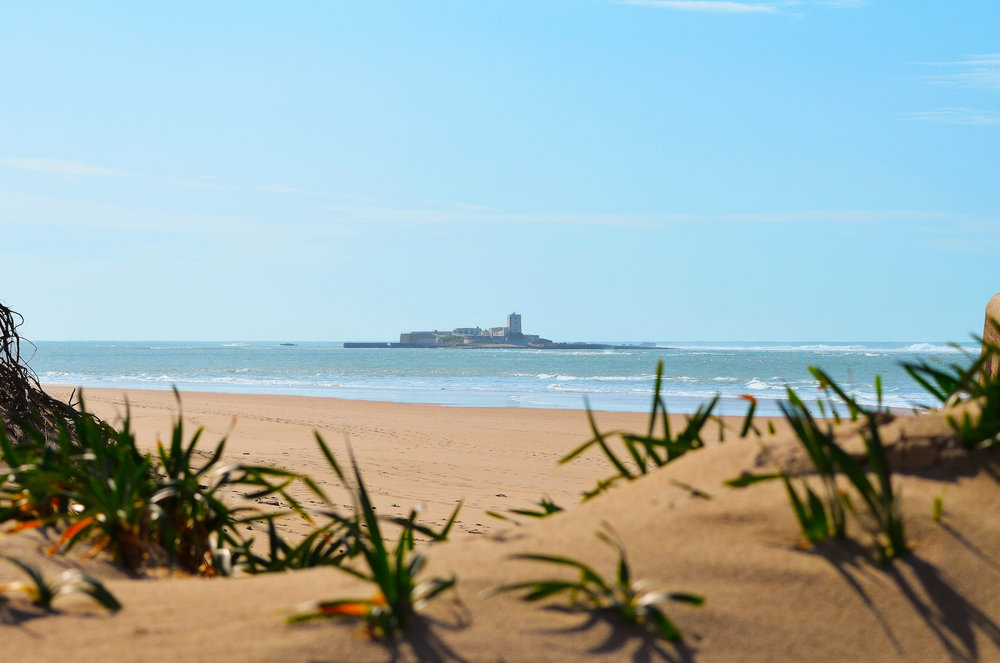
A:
667,342,972,354
668,343,870,353
530,374,654,383
31,339,955,415
899,342,964,353
746,377,781,391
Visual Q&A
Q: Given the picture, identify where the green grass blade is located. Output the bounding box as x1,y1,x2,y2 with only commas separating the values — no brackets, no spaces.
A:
646,361,665,438
71,572,123,612
724,472,783,488
508,553,609,593
644,605,683,641
314,432,347,483
739,396,758,438
584,405,633,480
665,592,705,606
491,580,583,601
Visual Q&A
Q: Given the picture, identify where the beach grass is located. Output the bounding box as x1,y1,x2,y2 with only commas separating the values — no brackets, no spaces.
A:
488,522,704,641
904,322,1000,449
726,369,908,562
561,360,719,500
0,391,324,575
287,436,456,637
0,554,121,613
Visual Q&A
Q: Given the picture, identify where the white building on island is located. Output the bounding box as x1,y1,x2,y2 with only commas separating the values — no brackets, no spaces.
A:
398,312,543,346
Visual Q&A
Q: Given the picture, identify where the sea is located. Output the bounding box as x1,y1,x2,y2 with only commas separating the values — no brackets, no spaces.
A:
27,340,982,417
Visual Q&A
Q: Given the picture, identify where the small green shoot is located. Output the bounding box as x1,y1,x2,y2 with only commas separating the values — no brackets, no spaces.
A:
669,480,712,500
239,518,351,573
903,324,1000,449
289,438,456,637
386,500,463,545
562,361,719,499
487,496,564,522
489,523,703,641
0,555,121,612
932,488,945,524
727,370,908,562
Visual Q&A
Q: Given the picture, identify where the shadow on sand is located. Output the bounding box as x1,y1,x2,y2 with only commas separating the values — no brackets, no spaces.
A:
534,604,699,663
817,540,1000,662
306,599,473,663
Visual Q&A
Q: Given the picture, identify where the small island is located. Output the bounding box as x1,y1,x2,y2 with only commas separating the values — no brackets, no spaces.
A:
344,312,653,350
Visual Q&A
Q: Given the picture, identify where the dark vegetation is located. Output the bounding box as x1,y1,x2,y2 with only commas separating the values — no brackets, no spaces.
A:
0,302,101,445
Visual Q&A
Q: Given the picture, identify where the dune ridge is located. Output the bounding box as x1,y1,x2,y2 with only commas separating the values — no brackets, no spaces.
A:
0,386,998,662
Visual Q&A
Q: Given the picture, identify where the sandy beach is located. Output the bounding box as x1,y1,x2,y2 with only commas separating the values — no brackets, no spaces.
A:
7,0,998,659
1,386,999,663
41,386,664,539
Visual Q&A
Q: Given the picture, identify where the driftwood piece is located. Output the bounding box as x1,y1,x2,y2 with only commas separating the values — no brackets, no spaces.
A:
985,292,1000,380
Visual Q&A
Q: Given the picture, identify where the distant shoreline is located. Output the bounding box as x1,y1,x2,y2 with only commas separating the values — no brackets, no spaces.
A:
342,341,665,350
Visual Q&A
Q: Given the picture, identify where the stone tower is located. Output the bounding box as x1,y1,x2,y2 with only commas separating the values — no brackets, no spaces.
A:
507,312,522,335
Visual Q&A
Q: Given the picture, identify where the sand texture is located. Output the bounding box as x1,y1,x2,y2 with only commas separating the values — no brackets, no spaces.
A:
2,387,1000,663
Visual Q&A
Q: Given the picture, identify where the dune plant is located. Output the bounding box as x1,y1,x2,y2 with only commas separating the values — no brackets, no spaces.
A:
489,523,704,641
812,369,907,562
288,438,456,637
903,324,1000,449
1,393,323,575
932,488,946,524
146,398,329,575
51,411,160,570
561,361,719,499
728,369,908,562
0,555,121,612
0,423,76,526
238,518,351,573
384,500,464,546
727,388,846,545
487,496,564,522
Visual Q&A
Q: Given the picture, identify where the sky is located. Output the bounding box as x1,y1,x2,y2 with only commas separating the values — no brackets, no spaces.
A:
2,1,998,342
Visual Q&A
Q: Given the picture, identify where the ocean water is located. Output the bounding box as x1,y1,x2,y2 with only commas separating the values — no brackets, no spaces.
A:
27,341,981,416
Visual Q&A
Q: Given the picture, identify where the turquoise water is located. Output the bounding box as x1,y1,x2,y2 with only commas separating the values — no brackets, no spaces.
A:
30,341,979,416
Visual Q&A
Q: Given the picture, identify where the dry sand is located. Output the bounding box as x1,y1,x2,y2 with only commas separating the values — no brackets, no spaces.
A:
2,387,999,663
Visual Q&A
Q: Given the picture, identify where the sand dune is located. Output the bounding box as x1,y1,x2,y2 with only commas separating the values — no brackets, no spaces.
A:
1,387,999,663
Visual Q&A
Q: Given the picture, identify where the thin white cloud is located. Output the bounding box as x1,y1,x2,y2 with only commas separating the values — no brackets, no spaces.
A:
306,200,963,229
307,202,663,228
715,209,953,223
899,108,1000,126
0,156,309,195
254,183,311,194
915,54,1000,92
817,0,866,7
620,1,778,13
0,157,140,179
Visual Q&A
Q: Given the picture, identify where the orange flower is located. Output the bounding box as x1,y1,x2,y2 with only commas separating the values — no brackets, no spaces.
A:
740,394,757,405
320,601,371,617
48,516,95,554
8,520,43,534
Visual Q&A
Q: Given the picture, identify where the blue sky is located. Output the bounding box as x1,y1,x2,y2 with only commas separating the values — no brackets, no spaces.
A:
2,1,998,342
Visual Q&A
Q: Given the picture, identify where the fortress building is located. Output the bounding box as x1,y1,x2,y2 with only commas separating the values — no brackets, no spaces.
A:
344,312,638,350
396,312,543,347
507,312,522,336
